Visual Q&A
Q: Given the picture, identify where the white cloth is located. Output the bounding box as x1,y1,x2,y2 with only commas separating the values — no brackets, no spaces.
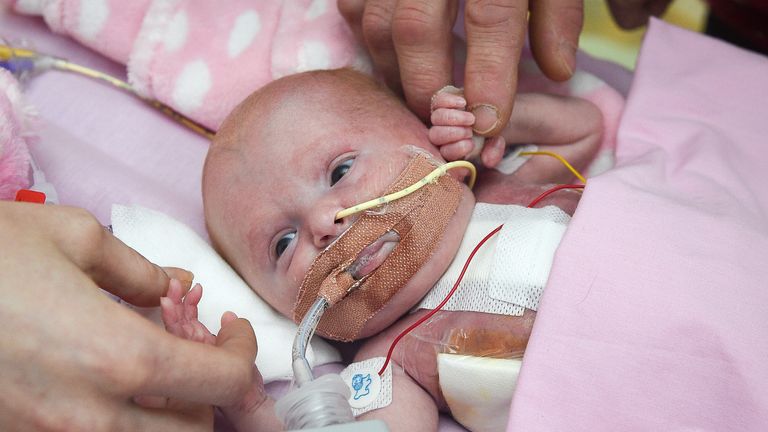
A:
438,354,522,432
415,203,569,432
416,203,570,316
110,204,340,382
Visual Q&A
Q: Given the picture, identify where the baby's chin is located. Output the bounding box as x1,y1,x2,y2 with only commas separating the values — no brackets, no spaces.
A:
351,187,476,339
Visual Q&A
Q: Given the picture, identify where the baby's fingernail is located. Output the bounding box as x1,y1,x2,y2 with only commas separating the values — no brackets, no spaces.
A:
432,92,466,111
470,104,500,135
559,40,577,77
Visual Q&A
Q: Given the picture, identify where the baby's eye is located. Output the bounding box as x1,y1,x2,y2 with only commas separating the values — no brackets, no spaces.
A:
275,232,296,258
330,158,355,186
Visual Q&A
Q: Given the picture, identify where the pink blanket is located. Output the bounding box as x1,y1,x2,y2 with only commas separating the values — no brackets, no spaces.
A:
509,19,768,431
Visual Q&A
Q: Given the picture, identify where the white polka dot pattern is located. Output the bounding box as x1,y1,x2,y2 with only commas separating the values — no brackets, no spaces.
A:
172,60,211,114
228,10,261,59
78,0,109,40
163,10,189,52
297,40,331,71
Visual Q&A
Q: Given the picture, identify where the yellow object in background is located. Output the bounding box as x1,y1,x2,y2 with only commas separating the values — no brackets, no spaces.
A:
580,0,708,69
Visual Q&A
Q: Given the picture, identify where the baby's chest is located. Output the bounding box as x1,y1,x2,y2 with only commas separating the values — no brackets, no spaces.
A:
393,310,536,408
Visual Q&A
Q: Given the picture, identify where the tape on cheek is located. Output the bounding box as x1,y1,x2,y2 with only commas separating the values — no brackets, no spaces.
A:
293,154,464,341
318,265,355,306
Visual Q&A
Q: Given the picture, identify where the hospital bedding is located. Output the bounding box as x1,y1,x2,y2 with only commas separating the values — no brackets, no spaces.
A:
4,6,767,431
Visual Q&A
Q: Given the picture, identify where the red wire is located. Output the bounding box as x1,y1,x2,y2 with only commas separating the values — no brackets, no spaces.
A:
526,184,584,208
377,183,585,376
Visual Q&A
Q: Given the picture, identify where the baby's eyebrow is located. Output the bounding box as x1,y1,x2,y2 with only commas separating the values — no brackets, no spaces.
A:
244,210,278,269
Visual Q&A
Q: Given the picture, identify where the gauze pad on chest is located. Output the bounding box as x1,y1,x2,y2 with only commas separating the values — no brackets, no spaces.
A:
416,203,570,315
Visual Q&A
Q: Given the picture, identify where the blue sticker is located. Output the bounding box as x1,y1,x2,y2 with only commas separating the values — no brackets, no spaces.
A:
351,373,372,400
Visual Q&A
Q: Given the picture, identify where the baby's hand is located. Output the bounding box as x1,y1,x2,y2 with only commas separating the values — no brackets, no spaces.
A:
160,279,218,345
429,86,475,161
429,86,506,167
161,279,273,430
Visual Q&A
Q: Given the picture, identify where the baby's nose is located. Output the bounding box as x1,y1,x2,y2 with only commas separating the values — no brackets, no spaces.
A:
312,219,345,249
308,204,348,249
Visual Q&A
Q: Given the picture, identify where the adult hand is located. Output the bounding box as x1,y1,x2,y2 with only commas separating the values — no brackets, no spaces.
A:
605,0,673,29
338,0,583,136
0,202,257,431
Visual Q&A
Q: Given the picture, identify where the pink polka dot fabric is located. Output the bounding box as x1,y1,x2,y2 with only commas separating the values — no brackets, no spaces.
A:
0,69,32,200
7,0,369,130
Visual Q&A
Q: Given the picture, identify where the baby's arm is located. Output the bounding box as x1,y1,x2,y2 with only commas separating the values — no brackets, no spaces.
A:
352,337,439,431
430,89,603,183
160,280,282,432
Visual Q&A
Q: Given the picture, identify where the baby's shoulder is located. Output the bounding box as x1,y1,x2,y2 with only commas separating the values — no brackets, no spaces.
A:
472,169,539,205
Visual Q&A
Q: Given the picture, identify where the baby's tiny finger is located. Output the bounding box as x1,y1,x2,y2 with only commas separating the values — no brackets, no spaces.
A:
440,140,475,161
429,126,473,145
166,279,184,303
481,136,506,168
431,108,475,127
431,91,466,111
160,298,185,337
183,283,203,307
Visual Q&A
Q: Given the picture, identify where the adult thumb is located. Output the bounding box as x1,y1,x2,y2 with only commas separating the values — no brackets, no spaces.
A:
217,313,258,361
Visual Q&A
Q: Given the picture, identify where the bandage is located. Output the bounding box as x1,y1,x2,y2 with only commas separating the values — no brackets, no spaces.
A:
293,153,464,341
339,357,393,417
416,203,570,316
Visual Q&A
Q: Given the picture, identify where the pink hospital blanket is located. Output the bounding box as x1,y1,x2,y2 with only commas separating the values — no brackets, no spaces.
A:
508,19,768,431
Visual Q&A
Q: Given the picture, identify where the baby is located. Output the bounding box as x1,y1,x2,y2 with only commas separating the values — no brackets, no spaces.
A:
162,68,604,431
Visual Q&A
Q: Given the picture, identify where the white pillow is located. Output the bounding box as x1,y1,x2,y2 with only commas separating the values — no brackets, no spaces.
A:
111,204,340,382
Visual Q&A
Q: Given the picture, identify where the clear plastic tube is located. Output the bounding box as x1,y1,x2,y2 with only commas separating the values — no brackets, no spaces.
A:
278,296,355,429
275,374,354,430
292,297,328,386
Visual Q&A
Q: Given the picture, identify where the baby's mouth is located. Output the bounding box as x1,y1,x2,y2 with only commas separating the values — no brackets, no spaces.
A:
346,231,400,280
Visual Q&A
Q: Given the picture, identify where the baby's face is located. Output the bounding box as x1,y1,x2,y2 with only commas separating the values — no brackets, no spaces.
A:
205,70,475,338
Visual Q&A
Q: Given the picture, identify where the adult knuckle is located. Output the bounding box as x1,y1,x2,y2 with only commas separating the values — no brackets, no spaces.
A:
465,0,522,29
337,0,365,21
63,207,106,263
391,4,436,47
32,411,93,432
465,50,508,76
362,4,395,50
91,347,155,395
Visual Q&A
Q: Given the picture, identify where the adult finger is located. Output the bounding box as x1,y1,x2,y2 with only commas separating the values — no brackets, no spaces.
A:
480,135,506,167
393,0,458,120
123,403,213,432
139,318,257,406
360,0,402,91
24,204,190,306
463,0,527,136
338,0,366,42
529,0,583,82
606,0,672,29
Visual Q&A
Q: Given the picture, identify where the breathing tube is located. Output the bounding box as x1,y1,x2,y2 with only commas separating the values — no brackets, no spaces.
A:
275,297,356,430
276,160,476,429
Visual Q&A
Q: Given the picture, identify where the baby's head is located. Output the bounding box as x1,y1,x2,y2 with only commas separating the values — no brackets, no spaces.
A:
204,69,474,339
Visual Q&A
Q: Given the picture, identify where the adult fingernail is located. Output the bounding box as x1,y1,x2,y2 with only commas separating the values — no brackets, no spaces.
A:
559,40,577,77
162,267,194,287
470,104,500,135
